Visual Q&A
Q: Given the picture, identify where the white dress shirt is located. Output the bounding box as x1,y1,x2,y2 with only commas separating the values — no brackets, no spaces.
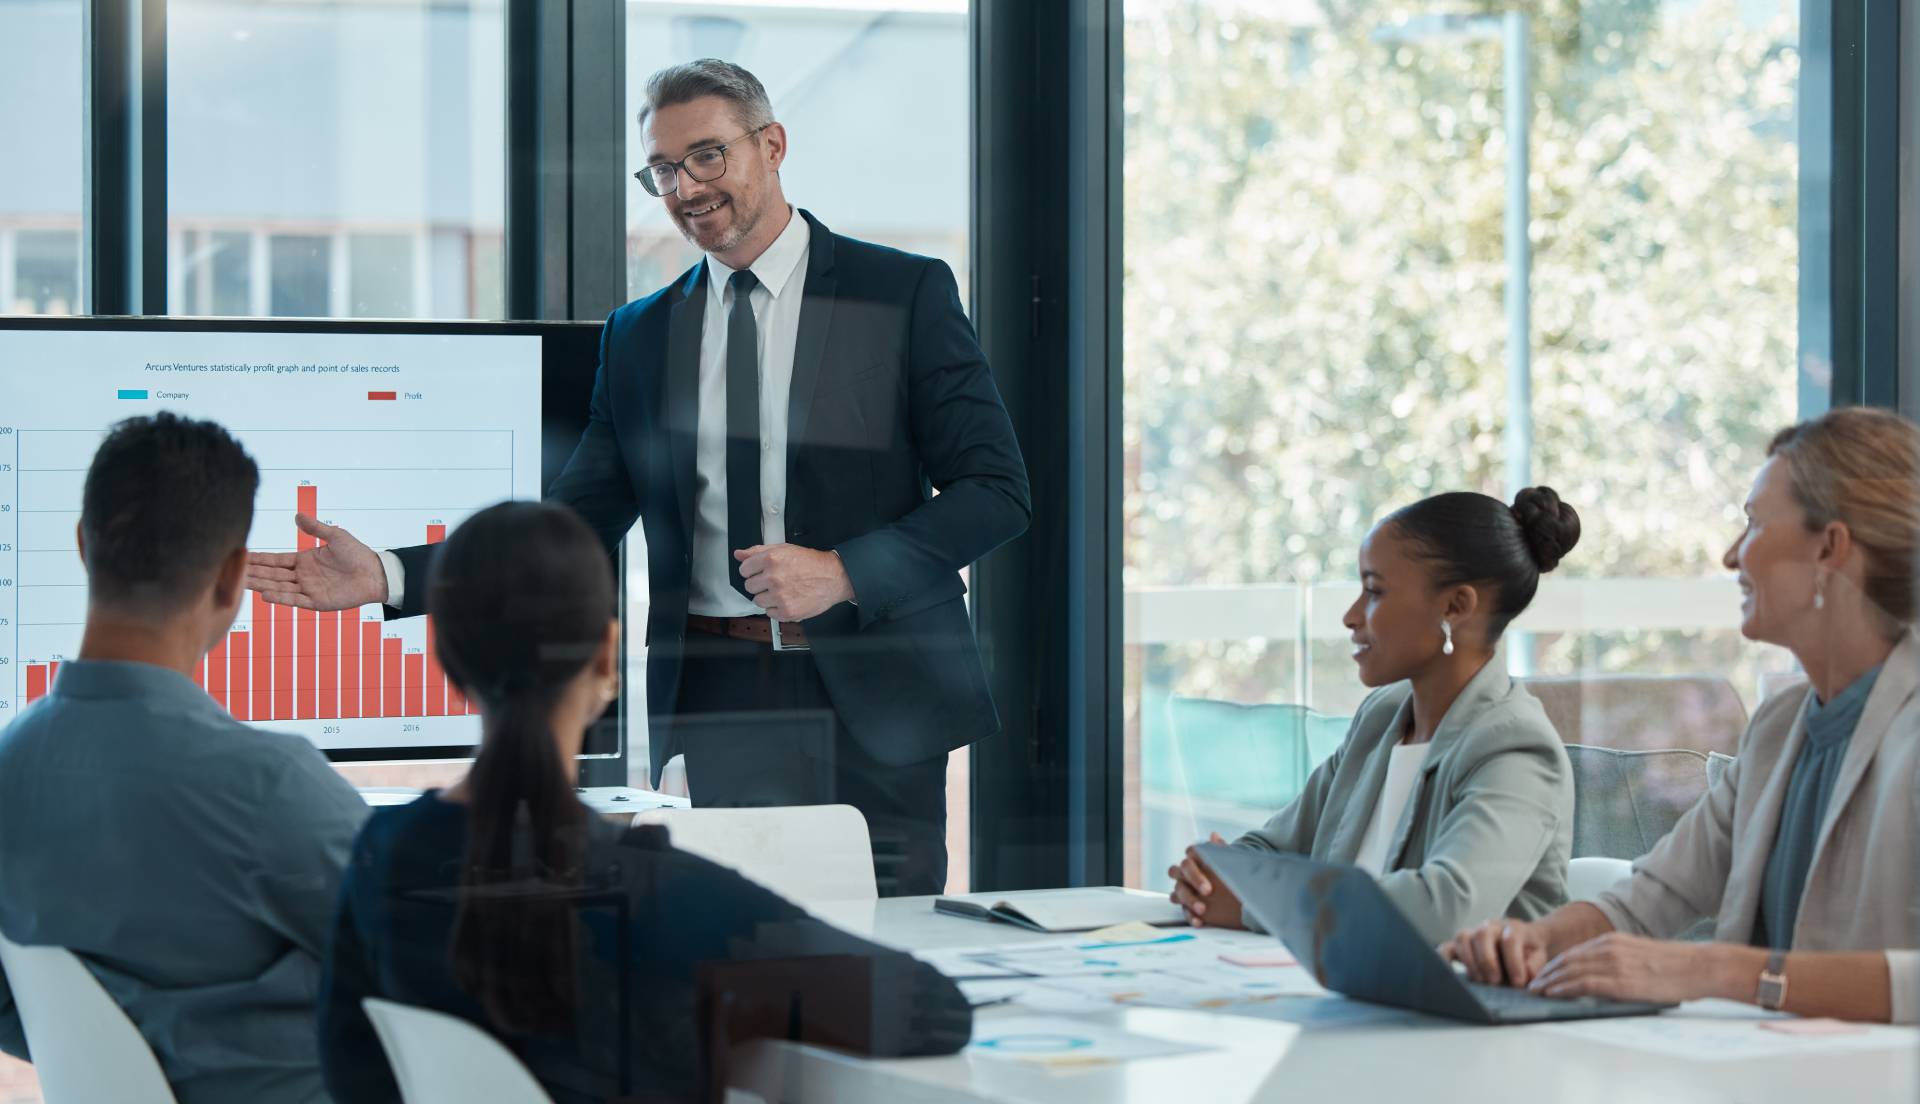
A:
1351,741,1431,876
380,208,811,615
688,208,810,616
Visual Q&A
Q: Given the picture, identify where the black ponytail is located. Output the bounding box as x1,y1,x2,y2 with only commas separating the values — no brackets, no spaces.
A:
428,502,615,1036
1387,486,1582,639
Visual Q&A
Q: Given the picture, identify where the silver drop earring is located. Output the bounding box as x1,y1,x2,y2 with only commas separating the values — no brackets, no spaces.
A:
1441,620,1454,656
1814,575,1826,611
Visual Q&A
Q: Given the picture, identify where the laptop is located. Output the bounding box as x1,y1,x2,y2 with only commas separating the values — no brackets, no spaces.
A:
1195,845,1672,1025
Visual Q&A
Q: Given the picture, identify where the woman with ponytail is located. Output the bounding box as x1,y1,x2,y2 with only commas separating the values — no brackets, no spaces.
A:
318,503,970,1103
1169,487,1583,944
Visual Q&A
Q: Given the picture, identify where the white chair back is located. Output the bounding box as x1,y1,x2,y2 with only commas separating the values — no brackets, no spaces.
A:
0,932,178,1104
1567,856,1635,903
632,804,877,902
362,998,555,1104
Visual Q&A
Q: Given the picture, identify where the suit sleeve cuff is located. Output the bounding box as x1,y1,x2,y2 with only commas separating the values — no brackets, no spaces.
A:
378,549,406,610
1887,950,1920,1025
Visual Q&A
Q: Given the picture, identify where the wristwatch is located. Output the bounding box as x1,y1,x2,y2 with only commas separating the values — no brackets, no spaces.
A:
1755,949,1789,1011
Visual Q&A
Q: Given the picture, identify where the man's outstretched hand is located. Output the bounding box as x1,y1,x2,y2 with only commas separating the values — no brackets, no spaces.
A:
245,513,388,612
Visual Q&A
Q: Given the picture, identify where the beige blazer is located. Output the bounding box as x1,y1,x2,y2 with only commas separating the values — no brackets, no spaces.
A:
1594,632,1920,1023
1237,658,1574,944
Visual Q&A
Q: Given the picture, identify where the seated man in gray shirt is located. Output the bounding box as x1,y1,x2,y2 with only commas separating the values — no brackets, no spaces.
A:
0,413,368,1104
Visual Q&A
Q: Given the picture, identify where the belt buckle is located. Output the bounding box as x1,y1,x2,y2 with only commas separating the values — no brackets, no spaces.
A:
769,619,810,652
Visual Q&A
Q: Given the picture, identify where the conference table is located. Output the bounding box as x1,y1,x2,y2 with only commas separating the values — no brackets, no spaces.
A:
718,892,1920,1104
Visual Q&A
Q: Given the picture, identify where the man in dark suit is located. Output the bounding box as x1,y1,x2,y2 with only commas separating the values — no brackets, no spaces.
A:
246,59,1029,895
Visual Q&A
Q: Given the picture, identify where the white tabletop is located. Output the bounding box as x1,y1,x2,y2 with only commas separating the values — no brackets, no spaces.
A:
719,894,1920,1104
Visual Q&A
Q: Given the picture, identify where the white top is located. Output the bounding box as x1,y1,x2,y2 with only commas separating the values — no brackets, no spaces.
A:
1351,741,1430,876
380,207,811,614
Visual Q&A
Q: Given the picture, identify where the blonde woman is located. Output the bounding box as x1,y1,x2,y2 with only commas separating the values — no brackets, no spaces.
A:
1446,407,1920,1023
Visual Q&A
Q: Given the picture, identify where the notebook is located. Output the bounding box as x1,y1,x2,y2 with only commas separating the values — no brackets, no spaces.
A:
933,887,1188,932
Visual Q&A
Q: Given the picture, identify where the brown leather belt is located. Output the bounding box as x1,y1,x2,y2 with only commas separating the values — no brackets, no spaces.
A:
686,614,808,648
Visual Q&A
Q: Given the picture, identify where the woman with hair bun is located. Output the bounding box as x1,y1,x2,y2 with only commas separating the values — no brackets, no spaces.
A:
1169,486,1582,944
1448,407,1920,1024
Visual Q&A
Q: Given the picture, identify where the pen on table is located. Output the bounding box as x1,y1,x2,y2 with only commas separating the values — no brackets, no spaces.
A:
969,995,1016,1009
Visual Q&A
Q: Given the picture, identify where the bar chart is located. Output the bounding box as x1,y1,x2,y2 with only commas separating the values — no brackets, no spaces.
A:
22,492,472,723
0,327,542,754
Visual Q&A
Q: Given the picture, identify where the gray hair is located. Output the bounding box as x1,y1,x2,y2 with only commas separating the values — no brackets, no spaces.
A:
636,59,775,134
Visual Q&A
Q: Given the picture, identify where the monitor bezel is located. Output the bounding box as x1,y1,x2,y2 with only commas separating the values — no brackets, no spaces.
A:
0,314,622,764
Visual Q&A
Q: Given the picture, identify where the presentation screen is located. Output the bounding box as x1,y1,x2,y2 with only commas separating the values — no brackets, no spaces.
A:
0,318,615,763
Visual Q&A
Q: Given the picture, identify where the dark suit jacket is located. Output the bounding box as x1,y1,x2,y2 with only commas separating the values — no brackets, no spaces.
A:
390,210,1031,779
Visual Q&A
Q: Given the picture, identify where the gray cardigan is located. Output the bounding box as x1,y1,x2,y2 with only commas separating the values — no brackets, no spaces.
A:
1236,658,1574,944
1594,631,1920,1023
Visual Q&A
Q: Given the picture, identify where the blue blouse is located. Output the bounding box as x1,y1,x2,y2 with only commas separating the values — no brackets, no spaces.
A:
1755,665,1881,950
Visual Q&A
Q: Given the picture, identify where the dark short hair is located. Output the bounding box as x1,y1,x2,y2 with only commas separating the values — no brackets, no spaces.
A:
80,413,258,614
1386,486,1582,640
636,58,775,134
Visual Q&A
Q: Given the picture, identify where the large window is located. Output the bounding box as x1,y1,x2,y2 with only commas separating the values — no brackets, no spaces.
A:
1122,0,1803,887
623,1,971,305
620,0,973,889
0,3,79,1096
168,0,506,319
0,0,83,315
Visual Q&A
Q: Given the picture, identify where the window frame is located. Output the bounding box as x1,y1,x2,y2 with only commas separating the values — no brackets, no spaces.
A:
64,0,1908,883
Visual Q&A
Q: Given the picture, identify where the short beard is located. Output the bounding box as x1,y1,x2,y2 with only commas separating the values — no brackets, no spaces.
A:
681,197,759,256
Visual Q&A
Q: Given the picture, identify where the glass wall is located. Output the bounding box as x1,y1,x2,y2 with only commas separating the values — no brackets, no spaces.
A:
623,1,971,305
0,0,83,316
0,5,81,1093
621,0,973,888
168,0,506,319
1122,0,1803,887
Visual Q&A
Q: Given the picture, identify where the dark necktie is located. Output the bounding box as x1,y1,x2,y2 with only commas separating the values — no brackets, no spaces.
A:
725,268,762,600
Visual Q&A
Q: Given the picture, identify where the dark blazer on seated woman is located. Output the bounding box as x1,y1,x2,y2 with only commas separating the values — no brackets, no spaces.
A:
319,794,972,1104
1237,656,1574,944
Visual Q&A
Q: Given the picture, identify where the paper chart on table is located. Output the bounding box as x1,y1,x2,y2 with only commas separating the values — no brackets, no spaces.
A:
948,930,1281,978
1532,1000,1920,1061
967,1015,1211,1065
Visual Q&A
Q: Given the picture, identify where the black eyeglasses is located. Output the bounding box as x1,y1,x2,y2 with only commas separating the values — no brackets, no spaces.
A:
633,124,773,197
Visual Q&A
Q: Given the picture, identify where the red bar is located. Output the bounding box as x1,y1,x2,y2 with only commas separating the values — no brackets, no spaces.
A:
296,485,320,720
404,653,425,717
297,485,319,536
26,664,46,705
273,598,293,720
425,619,447,717
230,632,251,721
363,622,382,720
382,638,403,718
251,591,272,721
49,661,61,687
208,638,228,708
423,525,450,717
318,610,338,719
340,608,360,719
368,391,397,401
297,609,317,719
